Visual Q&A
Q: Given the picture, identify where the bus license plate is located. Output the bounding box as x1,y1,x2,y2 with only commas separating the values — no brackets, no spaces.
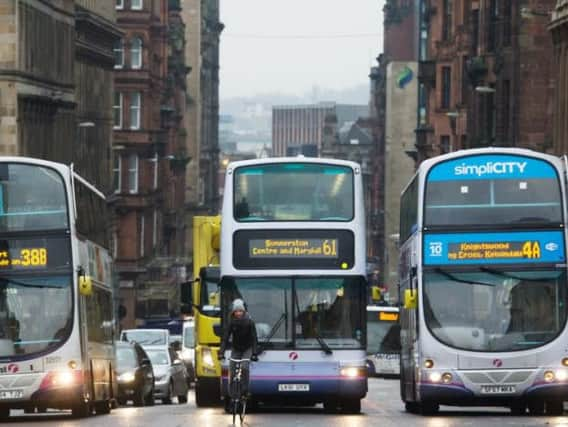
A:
278,384,310,392
0,390,23,400
481,385,516,394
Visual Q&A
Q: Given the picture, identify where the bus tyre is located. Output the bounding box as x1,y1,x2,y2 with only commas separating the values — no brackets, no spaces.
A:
0,407,9,420
323,399,339,413
404,402,420,414
195,380,218,407
95,400,111,415
510,402,526,415
71,401,91,418
341,399,361,414
420,402,439,415
528,400,545,416
546,400,564,416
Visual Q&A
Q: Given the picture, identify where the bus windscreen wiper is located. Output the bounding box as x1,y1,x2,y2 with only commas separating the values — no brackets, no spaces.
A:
434,268,495,287
259,312,287,351
314,331,333,355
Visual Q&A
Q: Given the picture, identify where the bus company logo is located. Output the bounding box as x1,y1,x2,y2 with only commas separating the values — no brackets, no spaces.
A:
289,352,299,361
492,359,503,368
0,363,19,374
545,242,559,252
454,162,527,177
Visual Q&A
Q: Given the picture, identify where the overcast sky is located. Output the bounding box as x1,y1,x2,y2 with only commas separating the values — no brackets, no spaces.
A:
219,0,384,100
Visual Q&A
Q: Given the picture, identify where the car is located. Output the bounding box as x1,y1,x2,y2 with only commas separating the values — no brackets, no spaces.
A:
144,345,189,404
179,320,195,384
120,328,169,346
115,341,155,406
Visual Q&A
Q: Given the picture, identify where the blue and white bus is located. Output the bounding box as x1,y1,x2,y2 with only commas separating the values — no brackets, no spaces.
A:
399,147,568,415
219,158,368,413
0,158,116,419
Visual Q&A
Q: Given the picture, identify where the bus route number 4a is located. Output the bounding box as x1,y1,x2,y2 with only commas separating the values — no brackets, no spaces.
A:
522,241,541,259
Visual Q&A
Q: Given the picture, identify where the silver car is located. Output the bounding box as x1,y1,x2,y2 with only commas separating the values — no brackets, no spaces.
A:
144,346,189,404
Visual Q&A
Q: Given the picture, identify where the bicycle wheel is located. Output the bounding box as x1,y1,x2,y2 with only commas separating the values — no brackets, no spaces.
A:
232,399,238,425
240,398,247,424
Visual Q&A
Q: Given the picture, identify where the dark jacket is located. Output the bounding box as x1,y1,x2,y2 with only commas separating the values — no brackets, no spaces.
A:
220,313,258,354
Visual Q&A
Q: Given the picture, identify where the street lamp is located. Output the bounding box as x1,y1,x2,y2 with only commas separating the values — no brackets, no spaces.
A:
77,121,95,128
475,86,496,93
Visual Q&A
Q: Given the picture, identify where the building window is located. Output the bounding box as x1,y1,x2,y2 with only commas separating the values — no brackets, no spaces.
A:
130,92,141,130
440,135,450,154
128,154,139,194
441,66,451,109
113,154,122,193
131,37,143,69
471,9,479,54
112,231,118,259
116,0,124,9
152,209,158,248
131,0,143,10
502,80,510,143
153,153,159,189
442,0,452,41
113,92,123,129
140,214,145,257
113,39,124,69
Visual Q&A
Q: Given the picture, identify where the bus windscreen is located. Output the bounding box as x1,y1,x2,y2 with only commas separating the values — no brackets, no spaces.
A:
233,163,354,222
424,155,562,228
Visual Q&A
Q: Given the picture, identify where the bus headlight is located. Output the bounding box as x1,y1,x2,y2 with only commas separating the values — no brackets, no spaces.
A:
442,373,453,384
562,358,568,367
118,372,136,383
424,359,434,369
202,348,215,367
429,372,442,383
340,367,366,378
544,370,555,383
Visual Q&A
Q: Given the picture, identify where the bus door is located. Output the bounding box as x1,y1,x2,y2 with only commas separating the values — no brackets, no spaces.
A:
400,251,419,402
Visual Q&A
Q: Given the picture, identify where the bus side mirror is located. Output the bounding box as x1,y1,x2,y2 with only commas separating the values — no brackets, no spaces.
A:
404,289,417,310
79,275,93,296
180,281,193,314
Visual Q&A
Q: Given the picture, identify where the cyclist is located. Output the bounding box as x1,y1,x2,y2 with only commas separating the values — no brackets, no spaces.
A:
219,298,259,398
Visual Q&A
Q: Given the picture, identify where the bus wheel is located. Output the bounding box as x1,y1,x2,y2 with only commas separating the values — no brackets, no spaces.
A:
71,401,91,418
0,407,9,420
195,380,218,407
405,402,420,414
323,399,339,413
341,399,361,414
419,402,439,415
510,402,526,415
95,400,111,415
528,400,545,416
546,400,564,416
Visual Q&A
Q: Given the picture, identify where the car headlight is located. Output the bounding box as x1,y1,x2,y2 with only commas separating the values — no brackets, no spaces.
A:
340,366,366,378
52,370,76,387
181,348,194,361
118,372,136,383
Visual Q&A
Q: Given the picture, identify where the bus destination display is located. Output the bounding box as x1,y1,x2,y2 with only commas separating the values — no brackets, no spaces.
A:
249,238,338,258
0,237,70,271
0,248,47,268
424,231,565,265
234,229,354,270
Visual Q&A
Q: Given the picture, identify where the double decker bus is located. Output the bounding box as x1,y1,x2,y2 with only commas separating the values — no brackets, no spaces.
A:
0,158,115,419
399,148,568,415
219,158,368,413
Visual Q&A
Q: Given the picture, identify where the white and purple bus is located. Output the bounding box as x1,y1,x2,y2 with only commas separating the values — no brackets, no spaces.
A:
219,158,368,413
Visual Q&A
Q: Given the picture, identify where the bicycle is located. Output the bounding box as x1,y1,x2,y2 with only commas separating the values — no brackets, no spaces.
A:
228,357,250,426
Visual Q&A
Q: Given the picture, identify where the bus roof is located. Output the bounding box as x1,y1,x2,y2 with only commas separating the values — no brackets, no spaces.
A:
226,156,361,170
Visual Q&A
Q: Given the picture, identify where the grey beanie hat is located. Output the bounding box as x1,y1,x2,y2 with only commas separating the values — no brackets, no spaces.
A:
231,298,246,313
